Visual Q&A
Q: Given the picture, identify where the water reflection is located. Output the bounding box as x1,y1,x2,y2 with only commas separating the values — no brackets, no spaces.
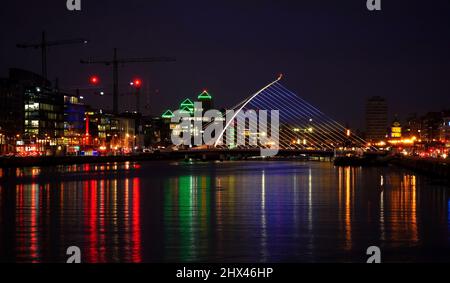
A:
338,167,353,251
1,161,450,262
1,165,142,262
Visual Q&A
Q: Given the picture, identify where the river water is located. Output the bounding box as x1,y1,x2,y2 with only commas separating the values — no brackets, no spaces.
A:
0,160,449,262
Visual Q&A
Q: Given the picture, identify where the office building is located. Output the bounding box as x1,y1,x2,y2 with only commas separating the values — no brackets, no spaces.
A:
365,96,388,141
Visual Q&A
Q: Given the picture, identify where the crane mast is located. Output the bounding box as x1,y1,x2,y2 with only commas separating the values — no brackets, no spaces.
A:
17,31,89,79
81,48,175,114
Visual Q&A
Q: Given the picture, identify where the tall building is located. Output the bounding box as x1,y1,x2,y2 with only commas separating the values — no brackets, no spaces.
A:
63,94,86,143
0,68,64,139
23,84,64,138
365,96,388,141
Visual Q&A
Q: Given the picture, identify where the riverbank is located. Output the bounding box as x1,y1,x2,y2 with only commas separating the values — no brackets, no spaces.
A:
0,153,327,168
0,154,164,168
2,154,449,182
0,149,335,168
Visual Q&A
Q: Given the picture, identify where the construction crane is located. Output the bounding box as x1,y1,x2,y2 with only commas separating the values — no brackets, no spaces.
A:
17,31,89,79
80,48,175,114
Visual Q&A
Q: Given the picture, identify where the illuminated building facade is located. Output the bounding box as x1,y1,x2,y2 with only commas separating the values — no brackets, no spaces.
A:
116,116,136,152
63,94,86,144
82,110,136,153
0,69,67,155
0,69,64,145
390,120,402,138
404,111,450,143
120,112,143,149
0,69,54,137
440,115,450,146
23,85,64,138
161,91,215,148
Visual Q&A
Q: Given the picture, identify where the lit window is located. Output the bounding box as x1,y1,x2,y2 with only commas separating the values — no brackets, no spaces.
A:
25,103,39,111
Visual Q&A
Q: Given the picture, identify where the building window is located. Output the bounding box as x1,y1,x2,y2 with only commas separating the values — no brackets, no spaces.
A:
25,120,39,127
26,129,39,135
25,103,39,111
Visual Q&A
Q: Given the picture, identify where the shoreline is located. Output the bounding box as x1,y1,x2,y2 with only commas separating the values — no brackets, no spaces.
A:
0,154,166,168
0,150,334,168
1,155,449,182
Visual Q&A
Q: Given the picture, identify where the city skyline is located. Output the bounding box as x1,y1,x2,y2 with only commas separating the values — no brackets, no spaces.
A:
2,0,450,269
1,0,450,130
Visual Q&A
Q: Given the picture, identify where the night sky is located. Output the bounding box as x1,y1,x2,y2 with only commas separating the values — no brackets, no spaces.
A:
1,0,449,130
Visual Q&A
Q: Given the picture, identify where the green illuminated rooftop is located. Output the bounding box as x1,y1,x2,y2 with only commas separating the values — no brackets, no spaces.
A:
179,105,193,114
180,98,194,108
198,90,212,100
161,109,174,118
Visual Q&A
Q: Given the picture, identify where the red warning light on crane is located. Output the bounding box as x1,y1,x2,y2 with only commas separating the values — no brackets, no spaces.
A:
89,75,100,85
131,78,142,88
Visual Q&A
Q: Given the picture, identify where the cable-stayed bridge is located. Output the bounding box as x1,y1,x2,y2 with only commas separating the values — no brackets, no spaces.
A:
194,75,373,154
166,75,375,160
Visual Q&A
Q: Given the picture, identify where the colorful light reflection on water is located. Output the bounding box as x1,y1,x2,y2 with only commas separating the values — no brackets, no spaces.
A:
0,161,450,262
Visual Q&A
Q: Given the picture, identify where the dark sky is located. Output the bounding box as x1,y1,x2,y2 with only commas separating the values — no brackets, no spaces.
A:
1,0,450,130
